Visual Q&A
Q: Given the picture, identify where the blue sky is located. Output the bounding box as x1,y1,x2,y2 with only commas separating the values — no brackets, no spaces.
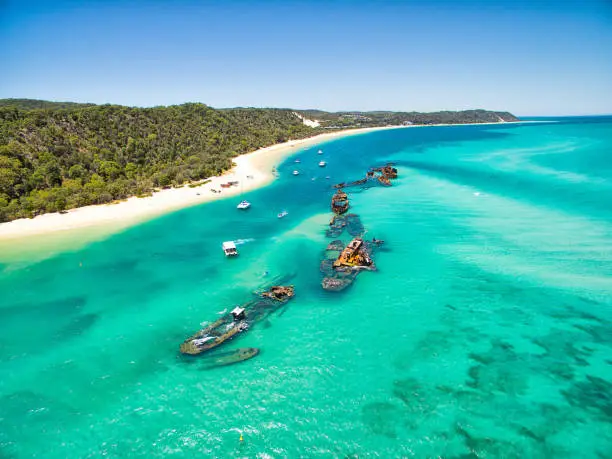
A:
1,0,611,115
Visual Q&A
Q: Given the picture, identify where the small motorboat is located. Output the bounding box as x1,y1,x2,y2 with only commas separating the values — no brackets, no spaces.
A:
295,159,301,163
319,161,327,167
318,149,323,154
237,200,251,210
222,241,238,257
293,170,299,176
278,210,288,219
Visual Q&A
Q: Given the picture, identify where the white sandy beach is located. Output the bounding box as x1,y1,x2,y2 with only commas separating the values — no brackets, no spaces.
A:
0,120,530,259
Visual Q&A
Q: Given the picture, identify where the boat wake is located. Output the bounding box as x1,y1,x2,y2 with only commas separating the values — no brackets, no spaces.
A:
233,238,255,245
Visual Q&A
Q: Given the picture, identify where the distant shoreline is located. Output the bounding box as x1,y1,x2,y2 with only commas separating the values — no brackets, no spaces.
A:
0,120,529,260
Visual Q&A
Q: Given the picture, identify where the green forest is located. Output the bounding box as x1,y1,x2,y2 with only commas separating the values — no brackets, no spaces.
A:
0,99,519,222
0,102,317,222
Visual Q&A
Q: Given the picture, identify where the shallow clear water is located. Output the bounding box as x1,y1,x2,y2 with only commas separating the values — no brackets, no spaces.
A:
1,118,611,458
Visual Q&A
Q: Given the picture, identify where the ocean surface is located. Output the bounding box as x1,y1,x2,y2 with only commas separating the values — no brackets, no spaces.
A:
1,117,611,458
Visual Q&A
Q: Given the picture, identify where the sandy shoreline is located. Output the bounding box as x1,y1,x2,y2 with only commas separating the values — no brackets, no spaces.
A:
0,121,532,259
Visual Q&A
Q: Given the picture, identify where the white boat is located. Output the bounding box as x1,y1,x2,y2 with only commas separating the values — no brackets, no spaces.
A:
318,149,323,154
278,210,288,219
295,159,301,163
318,161,326,167
293,170,299,176
237,200,251,210
222,241,238,257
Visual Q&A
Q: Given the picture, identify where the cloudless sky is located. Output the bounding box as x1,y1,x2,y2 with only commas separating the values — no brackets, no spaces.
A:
1,0,611,115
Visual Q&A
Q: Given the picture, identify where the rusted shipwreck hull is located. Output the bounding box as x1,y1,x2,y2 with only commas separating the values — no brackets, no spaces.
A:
333,164,398,189
331,189,349,215
180,284,295,355
321,237,378,291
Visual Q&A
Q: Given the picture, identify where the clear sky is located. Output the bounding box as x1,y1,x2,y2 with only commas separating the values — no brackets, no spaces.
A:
1,0,611,115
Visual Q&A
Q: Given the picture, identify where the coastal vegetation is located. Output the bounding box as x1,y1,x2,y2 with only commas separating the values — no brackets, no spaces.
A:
301,109,519,128
0,99,519,222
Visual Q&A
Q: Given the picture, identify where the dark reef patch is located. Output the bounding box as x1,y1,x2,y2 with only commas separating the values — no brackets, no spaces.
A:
574,324,612,345
562,375,612,422
466,341,528,396
0,295,87,322
532,330,592,367
56,313,99,338
361,402,401,438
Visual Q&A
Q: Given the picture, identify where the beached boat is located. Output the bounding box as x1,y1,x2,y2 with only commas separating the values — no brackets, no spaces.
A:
331,189,349,215
237,200,251,210
199,347,260,369
222,241,238,256
319,161,327,167
278,210,288,219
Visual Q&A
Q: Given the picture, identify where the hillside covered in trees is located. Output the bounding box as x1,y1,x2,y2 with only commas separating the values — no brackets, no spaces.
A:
301,109,519,128
0,99,519,222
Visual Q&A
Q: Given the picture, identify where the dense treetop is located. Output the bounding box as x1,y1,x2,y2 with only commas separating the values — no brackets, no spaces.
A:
301,109,519,128
0,98,96,110
0,99,519,222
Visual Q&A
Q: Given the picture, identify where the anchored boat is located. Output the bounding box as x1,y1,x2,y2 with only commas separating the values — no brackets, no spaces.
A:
237,200,251,210
222,241,238,257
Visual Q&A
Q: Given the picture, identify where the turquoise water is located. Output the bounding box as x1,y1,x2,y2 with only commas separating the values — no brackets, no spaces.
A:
1,118,611,457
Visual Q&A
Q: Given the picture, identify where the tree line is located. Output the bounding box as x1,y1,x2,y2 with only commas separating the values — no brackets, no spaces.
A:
0,102,318,222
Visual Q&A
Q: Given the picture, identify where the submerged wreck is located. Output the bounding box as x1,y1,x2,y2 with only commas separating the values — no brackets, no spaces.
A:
321,237,378,291
327,213,365,238
180,307,249,355
261,285,295,301
199,347,260,370
333,163,398,189
333,237,374,269
331,189,349,215
180,284,295,355
369,164,398,186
